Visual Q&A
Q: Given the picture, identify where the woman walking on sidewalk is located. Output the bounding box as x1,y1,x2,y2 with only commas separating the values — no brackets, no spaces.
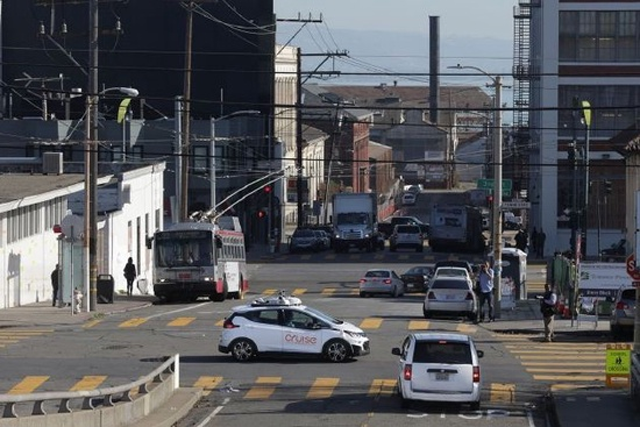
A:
123,257,137,296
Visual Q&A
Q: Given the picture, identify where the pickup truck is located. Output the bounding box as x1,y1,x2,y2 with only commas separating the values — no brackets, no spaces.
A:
378,216,429,239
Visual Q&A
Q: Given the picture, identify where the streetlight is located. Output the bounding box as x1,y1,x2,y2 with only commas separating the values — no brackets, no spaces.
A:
85,86,138,312
448,64,504,317
209,110,260,212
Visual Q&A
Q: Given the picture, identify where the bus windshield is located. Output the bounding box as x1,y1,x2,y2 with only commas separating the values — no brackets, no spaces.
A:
155,231,213,267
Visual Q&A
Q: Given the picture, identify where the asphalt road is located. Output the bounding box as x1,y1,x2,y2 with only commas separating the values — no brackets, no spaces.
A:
0,257,560,427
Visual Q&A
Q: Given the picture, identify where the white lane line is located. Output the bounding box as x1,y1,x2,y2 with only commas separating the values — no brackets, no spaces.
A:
145,302,211,320
195,397,230,427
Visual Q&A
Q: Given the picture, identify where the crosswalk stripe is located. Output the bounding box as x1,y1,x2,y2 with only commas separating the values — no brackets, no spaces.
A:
533,374,605,381
456,324,477,333
292,288,306,296
368,379,396,397
118,318,148,328
244,377,281,399
167,317,196,327
193,376,224,397
70,376,107,391
215,319,224,327
350,289,359,295
83,319,102,329
517,355,604,360
359,318,383,329
8,376,49,394
262,289,277,296
307,377,339,399
490,383,515,403
408,320,429,330
526,368,603,373
0,330,52,335
522,362,604,367
321,288,336,296
0,340,19,344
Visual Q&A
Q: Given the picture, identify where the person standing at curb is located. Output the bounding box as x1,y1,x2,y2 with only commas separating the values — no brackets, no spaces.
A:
51,264,60,307
476,261,494,323
540,283,558,342
124,257,137,297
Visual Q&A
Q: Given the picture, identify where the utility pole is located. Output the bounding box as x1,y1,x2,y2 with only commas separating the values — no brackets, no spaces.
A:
179,2,194,221
85,0,99,312
296,47,303,227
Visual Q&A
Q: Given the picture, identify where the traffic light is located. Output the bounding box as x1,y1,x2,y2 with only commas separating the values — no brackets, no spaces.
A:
263,184,272,194
604,180,612,194
486,194,493,208
257,209,267,219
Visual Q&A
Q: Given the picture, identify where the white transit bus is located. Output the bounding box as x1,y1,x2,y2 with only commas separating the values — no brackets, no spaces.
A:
150,218,248,302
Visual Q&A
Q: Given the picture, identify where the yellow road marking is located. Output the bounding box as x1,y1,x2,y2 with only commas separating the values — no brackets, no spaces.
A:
350,289,359,295
522,362,604,367
262,289,277,296
368,379,396,396
408,320,429,330
517,355,604,360
307,377,339,399
292,288,306,296
244,377,281,399
215,319,224,327
359,318,383,329
70,376,107,391
0,330,52,336
457,324,477,333
508,349,605,354
193,376,223,397
321,288,336,296
167,317,196,327
118,318,148,328
526,368,603,373
551,383,598,391
0,340,19,344
490,383,515,403
533,374,605,381
8,376,49,394
83,319,102,329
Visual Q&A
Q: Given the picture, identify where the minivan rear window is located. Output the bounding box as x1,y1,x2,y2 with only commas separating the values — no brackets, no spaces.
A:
413,341,472,364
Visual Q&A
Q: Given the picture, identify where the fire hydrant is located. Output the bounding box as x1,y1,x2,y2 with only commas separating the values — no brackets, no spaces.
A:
73,288,83,314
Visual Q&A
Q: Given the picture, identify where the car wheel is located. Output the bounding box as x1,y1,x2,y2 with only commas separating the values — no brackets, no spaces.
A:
230,338,257,362
467,311,477,321
470,400,480,411
210,280,228,302
400,395,411,409
390,245,396,252
423,307,432,319
323,339,352,363
359,291,367,298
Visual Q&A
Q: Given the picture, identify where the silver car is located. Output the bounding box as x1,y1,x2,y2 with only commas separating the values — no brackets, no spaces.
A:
389,224,424,252
392,332,483,410
610,285,637,339
423,276,478,321
359,269,405,298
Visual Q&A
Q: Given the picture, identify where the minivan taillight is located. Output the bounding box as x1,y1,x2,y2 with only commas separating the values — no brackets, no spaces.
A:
403,364,412,381
472,366,480,383
427,291,436,300
383,279,392,284
616,301,629,310
223,318,237,329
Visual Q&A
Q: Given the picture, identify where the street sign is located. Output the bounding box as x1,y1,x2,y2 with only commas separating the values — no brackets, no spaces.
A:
501,200,531,210
625,254,640,280
632,281,640,288
476,178,512,192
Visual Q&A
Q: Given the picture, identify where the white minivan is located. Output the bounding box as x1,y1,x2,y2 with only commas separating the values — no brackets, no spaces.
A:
392,332,483,409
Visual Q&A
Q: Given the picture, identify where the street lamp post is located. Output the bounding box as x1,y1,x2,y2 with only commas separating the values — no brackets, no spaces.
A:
449,64,504,317
209,110,260,212
85,86,138,312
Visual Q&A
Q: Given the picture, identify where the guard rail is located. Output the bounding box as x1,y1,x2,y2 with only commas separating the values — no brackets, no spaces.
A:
0,354,179,424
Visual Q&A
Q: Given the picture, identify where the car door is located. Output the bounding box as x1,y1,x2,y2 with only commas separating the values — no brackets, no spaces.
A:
281,308,324,355
248,309,283,352
410,340,474,393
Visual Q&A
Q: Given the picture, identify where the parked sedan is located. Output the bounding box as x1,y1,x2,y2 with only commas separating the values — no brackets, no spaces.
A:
359,269,405,298
423,277,478,321
289,228,322,253
400,266,433,293
392,332,483,410
610,285,637,339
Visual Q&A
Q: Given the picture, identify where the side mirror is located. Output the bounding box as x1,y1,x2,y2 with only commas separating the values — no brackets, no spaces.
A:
391,347,402,356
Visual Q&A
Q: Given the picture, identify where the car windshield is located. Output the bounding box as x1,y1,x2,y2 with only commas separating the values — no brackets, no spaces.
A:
406,267,430,275
365,270,390,278
303,306,343,325
293,229,314,237
431,280,469,290
435,268,467,277
413,340,472,364
397,226,418,233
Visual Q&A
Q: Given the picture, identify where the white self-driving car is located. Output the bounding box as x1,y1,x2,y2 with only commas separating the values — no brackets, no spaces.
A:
219,292,370,362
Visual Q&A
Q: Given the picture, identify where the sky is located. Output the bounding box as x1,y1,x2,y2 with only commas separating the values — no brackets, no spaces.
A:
275,0,516,40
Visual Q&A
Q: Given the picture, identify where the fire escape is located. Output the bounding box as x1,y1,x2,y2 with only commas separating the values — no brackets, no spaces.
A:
509,1,535,198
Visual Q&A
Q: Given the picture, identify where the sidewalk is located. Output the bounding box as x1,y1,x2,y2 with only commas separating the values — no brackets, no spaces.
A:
0,294,155,329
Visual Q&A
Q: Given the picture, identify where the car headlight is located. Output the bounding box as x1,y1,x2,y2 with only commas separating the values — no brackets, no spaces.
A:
345,330,366,339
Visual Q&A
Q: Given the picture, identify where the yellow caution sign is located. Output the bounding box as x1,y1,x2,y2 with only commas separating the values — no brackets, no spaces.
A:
605,343,631,388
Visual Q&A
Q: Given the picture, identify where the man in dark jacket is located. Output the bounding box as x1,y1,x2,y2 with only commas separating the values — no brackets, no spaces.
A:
51,264,60,307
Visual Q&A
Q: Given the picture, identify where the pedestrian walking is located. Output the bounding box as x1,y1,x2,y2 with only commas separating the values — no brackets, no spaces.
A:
537,229,546,258
123,257,137,296
515,227,528,252
540,283,558,342
51,264,60,307
476,261,495,323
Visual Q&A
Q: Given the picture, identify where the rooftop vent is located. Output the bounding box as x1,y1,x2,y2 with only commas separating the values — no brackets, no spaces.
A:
42,152,63,175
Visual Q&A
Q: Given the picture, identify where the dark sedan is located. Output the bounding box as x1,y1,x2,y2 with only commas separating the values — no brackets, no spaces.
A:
400,266,433,293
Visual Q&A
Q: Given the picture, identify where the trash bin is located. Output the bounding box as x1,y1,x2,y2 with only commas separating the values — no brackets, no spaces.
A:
97,274,114,304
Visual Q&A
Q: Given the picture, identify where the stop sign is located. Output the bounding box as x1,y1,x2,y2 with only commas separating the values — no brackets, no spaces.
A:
625,254,640,280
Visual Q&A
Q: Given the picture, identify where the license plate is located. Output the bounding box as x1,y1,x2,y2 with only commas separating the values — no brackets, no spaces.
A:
178,273,191,279
445,294,456,300
435,372,449,381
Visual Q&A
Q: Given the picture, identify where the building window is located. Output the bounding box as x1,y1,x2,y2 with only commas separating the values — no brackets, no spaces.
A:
192,146,208,174
560,11,640,62
131,145,144,160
